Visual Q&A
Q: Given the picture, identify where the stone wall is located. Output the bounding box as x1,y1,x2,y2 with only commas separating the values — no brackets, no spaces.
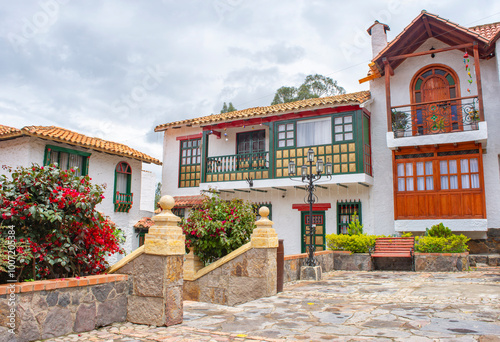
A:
0,275,128,342
284,251,334,283
468,228,500,254
184,247,277,306
332,251,373,271
415,253,470,272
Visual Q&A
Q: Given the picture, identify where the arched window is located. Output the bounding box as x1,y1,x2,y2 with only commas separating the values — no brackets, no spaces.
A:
114,162,133,212
411,65,461,135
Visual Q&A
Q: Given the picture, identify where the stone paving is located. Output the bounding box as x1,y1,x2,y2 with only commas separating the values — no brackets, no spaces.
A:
39,269,500,342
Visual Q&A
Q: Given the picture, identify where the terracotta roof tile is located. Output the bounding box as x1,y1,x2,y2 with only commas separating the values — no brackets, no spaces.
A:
469,22,500,40
155,91,370,131
134,217,154,229
174,195,207,208
0,125,161,165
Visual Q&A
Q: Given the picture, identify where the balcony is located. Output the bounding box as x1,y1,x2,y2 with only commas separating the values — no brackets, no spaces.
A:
205,151,270,182
387,96,488,149
115,192,133,213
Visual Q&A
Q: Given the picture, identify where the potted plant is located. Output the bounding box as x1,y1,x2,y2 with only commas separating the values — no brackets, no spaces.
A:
391,110,408,138
470,109,479,130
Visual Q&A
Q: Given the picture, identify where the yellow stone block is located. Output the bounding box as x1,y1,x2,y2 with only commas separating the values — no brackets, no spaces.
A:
243,172,248,179
276,150,282,159
349,143,356,152
297,149,303,157
255,172,261,179
334,165,340,173
334,155,340,164
297,158,303,166
350,163,356,172
341,154,348,163
283,159,289,167
342,164,348,173
231,173,236,180
349,153,356,162
263,171,268,178
206,175,212,182
276,160,282,168
333,145,340,154
218,174,223,181
224,174,229,181
237,173,242,180
318,146,325,155
341,144,347,153
326,145,332,154
283,150,289,158
277,169,282,177
290,150,296,157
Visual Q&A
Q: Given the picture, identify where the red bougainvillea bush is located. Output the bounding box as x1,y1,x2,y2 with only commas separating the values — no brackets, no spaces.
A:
0,164,124,283
180,191,256,265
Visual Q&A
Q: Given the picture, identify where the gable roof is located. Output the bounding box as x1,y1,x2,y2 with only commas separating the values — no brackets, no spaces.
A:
0,125,161,165
469,22,500,40
155,91,371,131
369,11,494,77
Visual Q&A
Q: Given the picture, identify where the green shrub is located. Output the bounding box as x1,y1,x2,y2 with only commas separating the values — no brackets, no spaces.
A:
415,234,470,253
401,232,413,238
347,211,363,235
425,223,452,238
180,192,256,265
326,234,381,253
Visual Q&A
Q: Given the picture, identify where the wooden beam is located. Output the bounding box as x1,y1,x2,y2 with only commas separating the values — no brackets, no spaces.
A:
422,16,433,38
387,43,473,61
176,133,203,141
384,58,392,132
383,58,394,76
473,42,485,121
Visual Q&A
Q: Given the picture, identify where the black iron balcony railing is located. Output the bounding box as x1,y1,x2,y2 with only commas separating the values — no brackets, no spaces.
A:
206,151,269,174
391,96,480,138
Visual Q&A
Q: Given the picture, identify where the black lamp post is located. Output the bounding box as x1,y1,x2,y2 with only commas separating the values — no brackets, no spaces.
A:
288,148,332,266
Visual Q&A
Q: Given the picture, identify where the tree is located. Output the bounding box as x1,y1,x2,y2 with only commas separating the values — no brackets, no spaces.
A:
0,164,124,282
154,182,161,210
220,102,237,113
271,74,346,105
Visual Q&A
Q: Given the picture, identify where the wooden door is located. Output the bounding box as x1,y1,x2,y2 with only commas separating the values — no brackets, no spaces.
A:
421,75,452,134
301,211,325,253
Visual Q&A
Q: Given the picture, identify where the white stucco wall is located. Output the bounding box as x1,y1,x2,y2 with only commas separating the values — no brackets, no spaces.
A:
0,136,149,260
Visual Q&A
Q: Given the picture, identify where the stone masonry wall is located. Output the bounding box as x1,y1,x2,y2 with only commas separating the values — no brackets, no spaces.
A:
468,228,500,254
284,251,334,283
332,251,373,271
415,253,470,272
184,248,277,306
0,275,128,342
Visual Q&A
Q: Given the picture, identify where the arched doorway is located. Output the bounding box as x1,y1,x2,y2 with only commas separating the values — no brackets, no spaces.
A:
411,65,461,135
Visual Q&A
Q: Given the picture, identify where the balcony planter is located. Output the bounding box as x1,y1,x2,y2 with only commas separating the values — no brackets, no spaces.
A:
414,252,469,272
391,110,409,138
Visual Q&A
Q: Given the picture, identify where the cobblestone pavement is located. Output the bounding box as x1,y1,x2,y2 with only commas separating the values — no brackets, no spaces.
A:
40,269,500,342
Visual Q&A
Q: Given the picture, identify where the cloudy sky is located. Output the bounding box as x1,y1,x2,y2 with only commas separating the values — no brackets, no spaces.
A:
1,0,500,178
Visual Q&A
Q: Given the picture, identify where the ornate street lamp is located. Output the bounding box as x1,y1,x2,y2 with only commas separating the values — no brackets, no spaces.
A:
288,148,332,266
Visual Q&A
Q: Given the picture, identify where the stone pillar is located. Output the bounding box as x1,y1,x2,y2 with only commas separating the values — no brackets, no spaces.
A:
126,195,185,326
183,247,204,280
251,207,278,248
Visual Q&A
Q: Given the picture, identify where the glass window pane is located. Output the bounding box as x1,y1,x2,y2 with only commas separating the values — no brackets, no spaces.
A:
344,124,353,132
425,161,433,175
440,160,448,174
416,162,424,176
441,176,449,190
449,160,457,174
286,131,294,138
182,158,186,165
406,178,414,191
344,116,352,123
460,159,469,173
286,139,294,146
462,175,470,189
450,175,458,189
397,163,404,176
278,124,285,131
59,153,69,169
471,174,480,188
297,117,331,147
417,177,425,190
426,176,434,190
278,132,285,139
188,141,192,147
335,125,343,133
470,158,479,172
344,133,353,140
334,117,342,125
335,134,343,141
398,178,405,191
278,140,285,147
286,123,294,130
406,163,413,176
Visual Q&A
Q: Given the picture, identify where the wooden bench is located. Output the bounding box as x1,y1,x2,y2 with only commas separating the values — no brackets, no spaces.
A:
370,237,415,270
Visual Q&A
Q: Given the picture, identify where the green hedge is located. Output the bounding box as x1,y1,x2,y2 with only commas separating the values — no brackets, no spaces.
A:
325,234,383,253
415,234,470,253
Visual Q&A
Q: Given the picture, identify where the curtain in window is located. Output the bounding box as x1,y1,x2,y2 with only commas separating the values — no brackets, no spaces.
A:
405,163,414,191
449,160,458,189
49,151,59,165
426,161,434,190
69,154,83,176
297,118,331,147
416,162,425,190
470,158,480,188
116,173,128,194
440,160,448,190
460,159,470,189
397,163,405,191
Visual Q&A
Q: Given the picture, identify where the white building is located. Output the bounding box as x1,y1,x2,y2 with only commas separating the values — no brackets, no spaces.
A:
156,11,500,255
0,125,161,259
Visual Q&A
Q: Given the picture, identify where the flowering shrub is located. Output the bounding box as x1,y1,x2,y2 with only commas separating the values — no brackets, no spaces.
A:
0,164,124,283
180,192,256,265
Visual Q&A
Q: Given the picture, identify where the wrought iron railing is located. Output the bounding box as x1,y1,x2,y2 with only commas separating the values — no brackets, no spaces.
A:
115,192,133,213
391,96,480,138
206,151,269,174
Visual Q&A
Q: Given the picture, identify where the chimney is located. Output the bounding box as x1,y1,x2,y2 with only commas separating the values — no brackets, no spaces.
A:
367,20,390,58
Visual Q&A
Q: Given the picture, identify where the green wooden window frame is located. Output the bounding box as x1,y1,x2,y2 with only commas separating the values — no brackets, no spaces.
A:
333,114,354,142
277,122,295,148
172,208,186,218
114,162,133,213
179,138,201,188
337,200,362,235
43,145,91,176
